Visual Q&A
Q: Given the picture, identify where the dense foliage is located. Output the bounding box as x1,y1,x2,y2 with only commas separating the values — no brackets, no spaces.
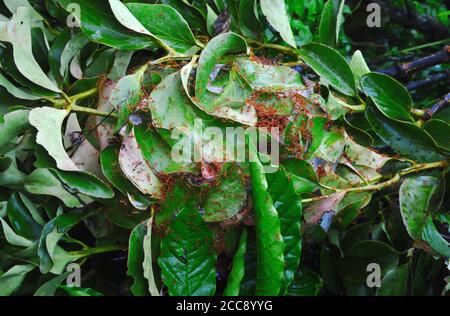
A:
0,0,448,296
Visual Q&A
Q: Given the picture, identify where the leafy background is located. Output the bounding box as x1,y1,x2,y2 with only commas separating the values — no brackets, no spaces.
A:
0,0,449,296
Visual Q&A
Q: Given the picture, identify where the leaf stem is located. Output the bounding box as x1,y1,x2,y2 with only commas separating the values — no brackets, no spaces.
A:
302,160,448,204
71,104,118,119
70,88,98,102
246,39,299,57
69,244,125,258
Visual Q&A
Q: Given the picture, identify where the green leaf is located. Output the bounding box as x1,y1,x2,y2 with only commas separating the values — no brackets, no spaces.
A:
366,106,444,163
249,140,284,295
298,43,357,96
283,159,319,195
234,58,304,91
29,107,78,171
195,33,247,103
0,217,33,247
134,124,196,174
127,222,149,296
100,146,152,211
423,119,450,151
376,264,409,296
158,207,216,296
421,217,450,257
119,130,163,199
350,50,370,90
143,217,160,296
34,272,70,296
108,50,133,81
25,168,90,208
59,32,90,78
361,73,413,122
160,0,206,32
399,175,443,240
0,7,60,93
0,73,41,100
50,169,114,199
125,3,199,54
59,285,104,296
239,0,262,39
109,69,145,133
339,241,400,282
38,212,91,273
0,264,35,296
287,267,323,296
0,109,30,149
149,71,202,130
223,228,248,296
202,164,247,222
185,43,256,125
7,192,42,240
56,0,156,51
266,166,302,294
260,0,296,48
319,0,345,47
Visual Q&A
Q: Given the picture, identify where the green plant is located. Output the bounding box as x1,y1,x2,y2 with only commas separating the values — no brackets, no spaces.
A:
0,0,448,296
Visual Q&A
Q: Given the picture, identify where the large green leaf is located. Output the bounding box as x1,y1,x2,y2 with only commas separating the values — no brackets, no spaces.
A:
366,106,444,163
399,175,443,240
249,140,285,296
50,169,114,199
100,146,152,211
223,228,248,296
0,109,30,149
0,73,40,100
202,164,247,222
6,192,42,240
350,50,370,90
0,264,35,296
283,159,319,195
125,3,199,54
423,119,450,151
266,166,302,294
143,217,160,296
56,0,156,50
234,58,304,92
158,207,216,296
298,43,357,97
361,73,413,122
287,267,323,296
319,0,345,47
119,130,163,199
134,124,197,174
421,217,450,257
25,169,90,208
109,68,145,132
127,222,149,296
260,0,296,48
376,264,409,296
29,107,78,171
0,7,60,93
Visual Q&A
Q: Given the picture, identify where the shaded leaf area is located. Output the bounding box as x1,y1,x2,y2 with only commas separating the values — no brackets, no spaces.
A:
0,0,448,297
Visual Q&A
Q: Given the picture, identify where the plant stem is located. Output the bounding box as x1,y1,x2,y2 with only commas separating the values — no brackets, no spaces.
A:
70,244,125,258
301,159,448,204
71,88,98,102
401,38,450,53
247,39,299,57
71,104,117,119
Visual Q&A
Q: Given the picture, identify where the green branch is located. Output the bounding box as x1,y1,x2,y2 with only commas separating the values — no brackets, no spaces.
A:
302,160,448,204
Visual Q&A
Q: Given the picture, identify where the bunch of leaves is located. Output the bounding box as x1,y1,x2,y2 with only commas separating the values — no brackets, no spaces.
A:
0,0,448,297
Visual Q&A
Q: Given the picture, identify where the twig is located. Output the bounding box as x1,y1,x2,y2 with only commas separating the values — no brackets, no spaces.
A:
301,160,448,204
406,71,449,91
378,46,449,79
423,93,450,121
